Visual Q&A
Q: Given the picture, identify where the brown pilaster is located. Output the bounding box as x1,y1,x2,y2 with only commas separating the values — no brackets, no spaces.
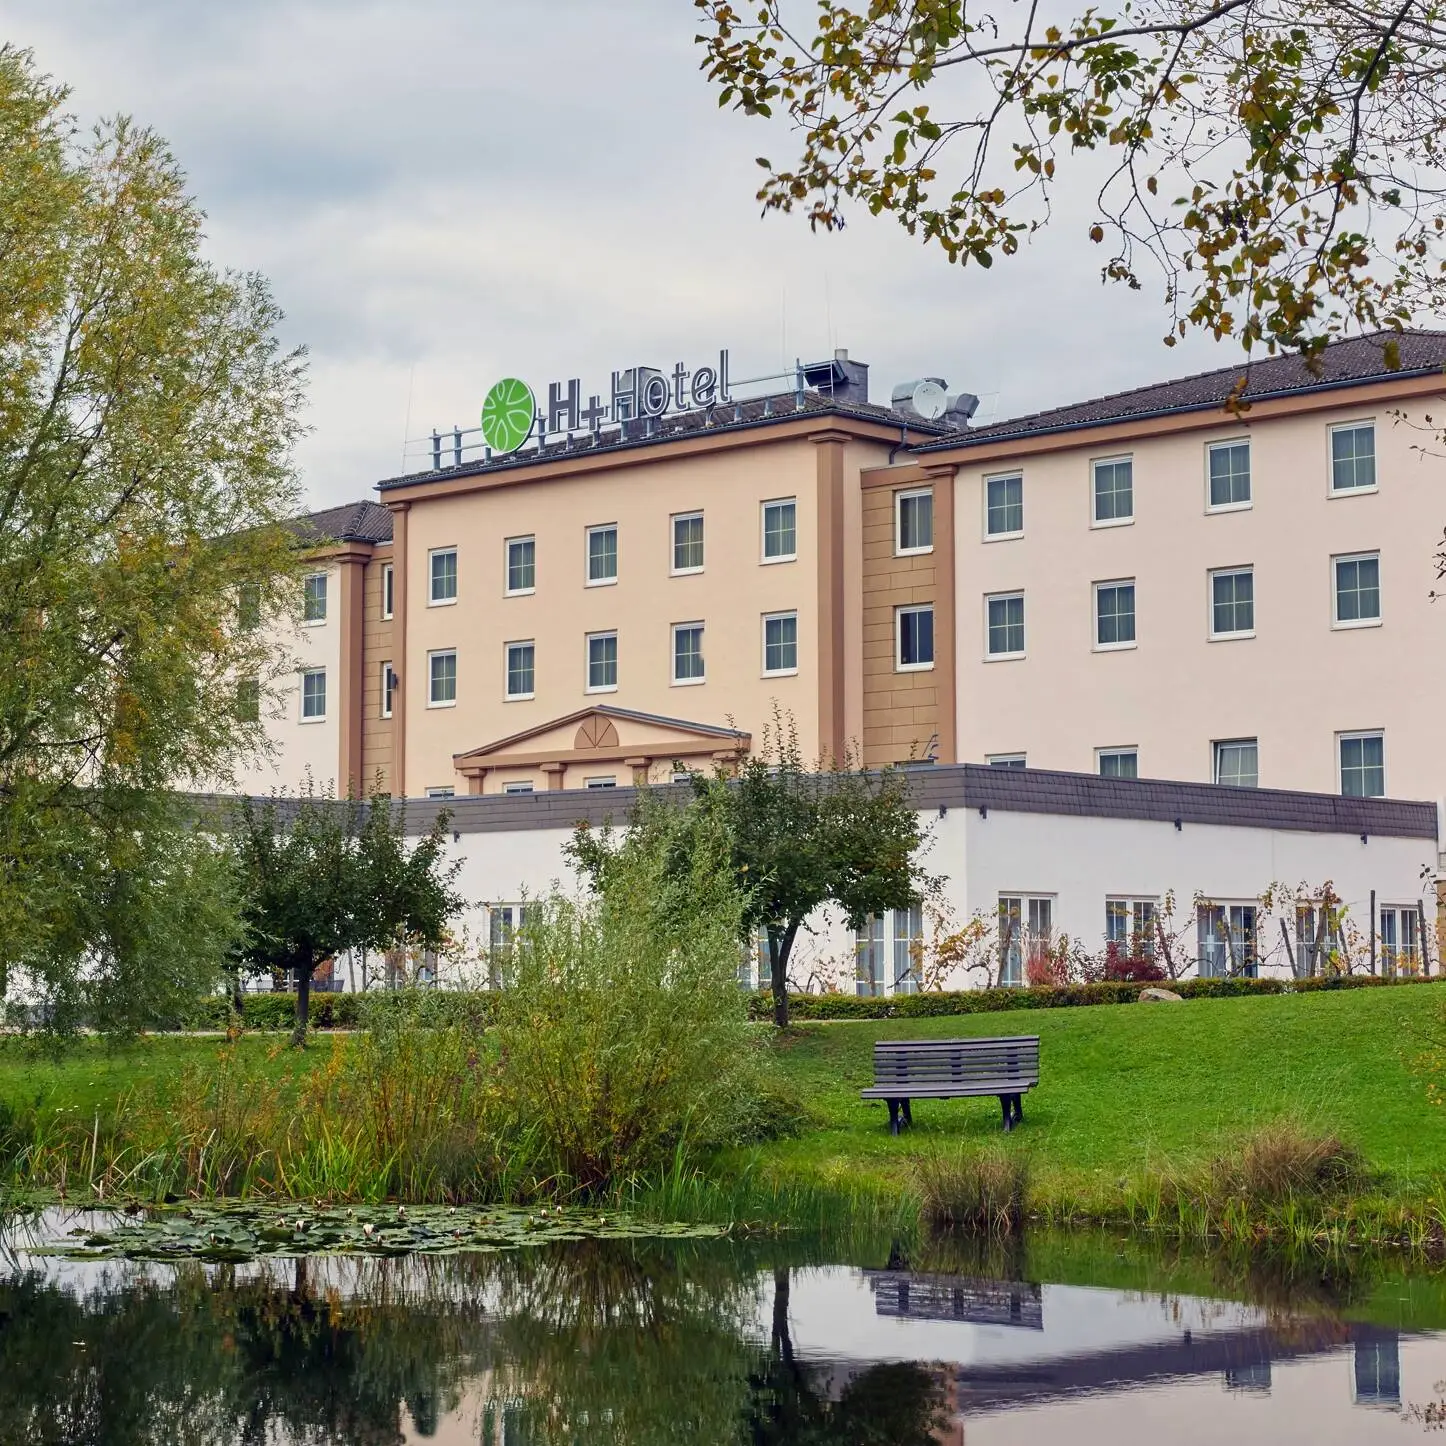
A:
388,502,410,798
336,550,366,795
925,463,958,764
813,433,848,765
542,762,566,791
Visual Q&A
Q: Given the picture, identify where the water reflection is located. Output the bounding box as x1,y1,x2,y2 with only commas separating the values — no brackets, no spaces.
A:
1,1211,1445,1444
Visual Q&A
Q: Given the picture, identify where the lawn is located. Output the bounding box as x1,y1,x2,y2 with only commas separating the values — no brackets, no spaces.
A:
740,984,1446,1207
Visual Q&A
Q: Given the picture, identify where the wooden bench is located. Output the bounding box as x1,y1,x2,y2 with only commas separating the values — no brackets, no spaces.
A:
861,1036,1040,1134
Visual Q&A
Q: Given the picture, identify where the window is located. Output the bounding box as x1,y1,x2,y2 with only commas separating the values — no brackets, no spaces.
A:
1207,440,1251,509
896,604,935,670
586,631,618,692
985,592,1025,658
587,525,617,585
1331,422,1376,493
896,489,934,554
301,667,326,720
1106,898,1157,954
1333,552,1380,627
987,754,1027,769
741,924,770,991
235,677,260,723
428,649,457,707
585,776,617,789
672,623,705,684
1197,903,1257,978
380,662,396,719
1094,580,1136,649
505,641,534,699
672,512,704,573
1092,457,1133,524
506,536,536,595
1380,906,1422,977
985,474,1023,538
381,563,394,619
1210,567,1254,637
488,904,529,984
1097,748,1138,779
238,583,261,632
1295,903,1343,976
302,572,328,624
1213,738,1258,787
429,547,457,604
763,612,798,675
424,786,455,799
502,781,535,795
998,896,1053,987
855,906,923,996
1339,731,1385,797
762,499,797,561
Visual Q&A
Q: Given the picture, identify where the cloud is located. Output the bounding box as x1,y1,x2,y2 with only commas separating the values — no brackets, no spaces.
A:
10,0,1229,507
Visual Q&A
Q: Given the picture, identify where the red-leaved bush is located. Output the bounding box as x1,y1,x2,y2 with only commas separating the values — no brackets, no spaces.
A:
1101,940,1166,983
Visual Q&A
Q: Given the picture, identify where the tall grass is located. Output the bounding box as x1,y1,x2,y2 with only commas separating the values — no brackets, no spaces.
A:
914,1145,1030,1234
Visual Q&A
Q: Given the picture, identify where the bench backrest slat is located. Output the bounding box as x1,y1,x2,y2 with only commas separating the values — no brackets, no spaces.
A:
870,1036,1039,1087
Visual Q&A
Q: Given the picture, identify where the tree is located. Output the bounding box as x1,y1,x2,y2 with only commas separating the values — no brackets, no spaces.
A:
231,784,463,1044
696,0,1446,356
0,48,305,1025
694,718,928,1028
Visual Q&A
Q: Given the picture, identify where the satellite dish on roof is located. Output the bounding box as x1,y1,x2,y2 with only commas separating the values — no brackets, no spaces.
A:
892,377,949,420
909,379,948,420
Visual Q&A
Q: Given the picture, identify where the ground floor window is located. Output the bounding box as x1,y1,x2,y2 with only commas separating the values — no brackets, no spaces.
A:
488,904,528,984
998,895,1053,987
1198,903,1257,977
1105,898,1156,954
1294,903,1343,975
856,905,923,996
1379,906,1421,977
740,924,770,991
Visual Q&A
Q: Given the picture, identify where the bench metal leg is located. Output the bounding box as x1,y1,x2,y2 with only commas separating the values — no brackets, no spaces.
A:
887,1099,901,1135
999,1094,1012,1132
901,1099,913,1130
1012,1094,1024,1126
999,1093,1024,1131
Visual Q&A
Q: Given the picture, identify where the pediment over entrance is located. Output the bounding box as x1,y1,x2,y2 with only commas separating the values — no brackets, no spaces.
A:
452,705,750,793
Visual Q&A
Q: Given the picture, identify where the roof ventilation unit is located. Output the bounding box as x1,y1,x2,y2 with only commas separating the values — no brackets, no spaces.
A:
891,377,949,421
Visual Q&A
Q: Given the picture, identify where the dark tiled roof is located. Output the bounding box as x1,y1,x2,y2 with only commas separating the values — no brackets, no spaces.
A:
394,763,1437,840
924,330,1446,449
289,500,393,545
377,390,950,490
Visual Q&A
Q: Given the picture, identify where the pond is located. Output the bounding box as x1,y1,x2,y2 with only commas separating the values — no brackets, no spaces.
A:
2,1207,1445,1443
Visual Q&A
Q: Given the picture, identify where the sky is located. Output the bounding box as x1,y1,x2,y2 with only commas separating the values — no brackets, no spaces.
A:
9,0,1236,511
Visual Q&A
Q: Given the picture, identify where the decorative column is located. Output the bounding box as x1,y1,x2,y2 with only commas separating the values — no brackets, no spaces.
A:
387,502,410,798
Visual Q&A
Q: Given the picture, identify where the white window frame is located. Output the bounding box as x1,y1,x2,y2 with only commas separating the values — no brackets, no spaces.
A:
761,498,798,563
1337,729,1386,798
895,488,935,555
1093,578,1137,652
1090,455,1134,528
1096,747,1139,779
1332,551,1382,629
1208,566,1256,640
984,591,1025,661
761,610,799,677
1205,438,1253,513
505,536,536,597
671,512,705,575
428,546,458,606
671,621,705,686
424,786,455,799
585,776,618,789
895,603,935,672
585,630,618,694
986,754,1027,769
381,563,394,620
1106,897,1158,952
854,905,924,996
1379,904,1422,976
586,524,618,587
1329,420,1378,496
1212,738,1259,788
502,780,535,795
427,649,457,709
504,640,535,701
997,894,1054,987
1197,901,1259,978
380,661,396,720
983,472,1024,541
301,572,328,626
299,667,327,722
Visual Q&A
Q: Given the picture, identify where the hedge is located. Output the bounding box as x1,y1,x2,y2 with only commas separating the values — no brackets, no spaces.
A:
171,970,1443,1031
742,971,1445,1021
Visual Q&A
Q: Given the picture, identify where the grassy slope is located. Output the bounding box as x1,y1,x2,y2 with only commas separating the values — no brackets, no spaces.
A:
738,986,1446,1206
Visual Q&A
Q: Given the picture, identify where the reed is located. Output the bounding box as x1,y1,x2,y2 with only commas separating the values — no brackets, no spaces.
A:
913,1144,1030,1234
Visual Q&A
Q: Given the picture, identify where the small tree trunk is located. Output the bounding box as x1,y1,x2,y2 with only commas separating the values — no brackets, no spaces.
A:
291,952,313,1048
230,966,244,1016
770,922,801,1029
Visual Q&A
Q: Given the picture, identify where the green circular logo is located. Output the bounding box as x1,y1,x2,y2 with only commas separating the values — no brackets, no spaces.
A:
481,378,536,454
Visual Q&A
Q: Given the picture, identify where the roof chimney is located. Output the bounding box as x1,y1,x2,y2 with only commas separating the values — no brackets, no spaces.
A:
802,349,869,406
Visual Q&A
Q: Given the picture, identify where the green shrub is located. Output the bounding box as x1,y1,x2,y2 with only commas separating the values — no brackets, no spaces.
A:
915,1144,1030,1233
492,792,763,1197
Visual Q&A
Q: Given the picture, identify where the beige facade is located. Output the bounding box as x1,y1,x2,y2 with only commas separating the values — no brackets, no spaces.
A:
262,335,1446,847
